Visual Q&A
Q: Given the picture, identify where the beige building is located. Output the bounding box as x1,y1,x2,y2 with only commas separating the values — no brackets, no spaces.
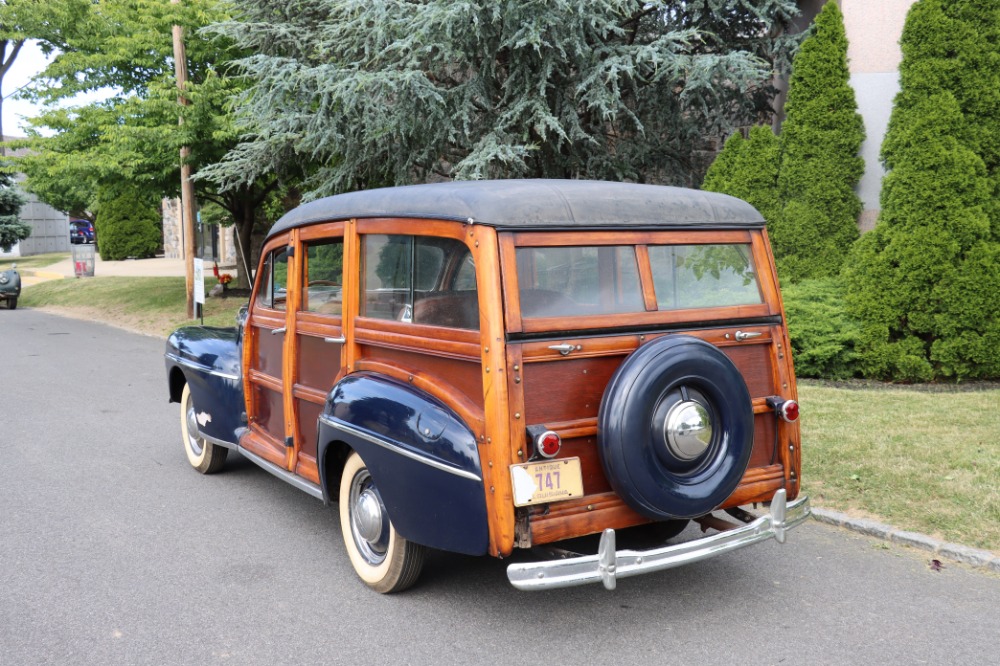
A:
797,0,918,230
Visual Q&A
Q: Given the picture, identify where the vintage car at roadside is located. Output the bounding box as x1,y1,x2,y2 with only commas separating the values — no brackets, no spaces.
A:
0,264,21,309
165,180,810,593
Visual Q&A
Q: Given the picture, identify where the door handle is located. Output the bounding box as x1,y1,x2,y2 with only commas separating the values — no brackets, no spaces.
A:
548,343,577,355
271,327,286,335
735,330,762,342
324,336,346,344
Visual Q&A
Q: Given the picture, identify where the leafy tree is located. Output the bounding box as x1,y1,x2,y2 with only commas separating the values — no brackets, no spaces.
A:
10,0,278,286
0,170,26,251
704,1,863,283
0,0,29,146
843,0,1000,381
203,0,800,198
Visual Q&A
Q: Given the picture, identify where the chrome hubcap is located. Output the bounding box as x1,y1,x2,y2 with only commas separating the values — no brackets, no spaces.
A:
349,470,389,565
354,489,384,543
185,398,205,456
663,400,712,461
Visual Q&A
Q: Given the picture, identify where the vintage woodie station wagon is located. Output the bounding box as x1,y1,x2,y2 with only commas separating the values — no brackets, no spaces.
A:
165,179,810,592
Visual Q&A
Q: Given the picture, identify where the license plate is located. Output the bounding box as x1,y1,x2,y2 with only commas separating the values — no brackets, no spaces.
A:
510,458,584,507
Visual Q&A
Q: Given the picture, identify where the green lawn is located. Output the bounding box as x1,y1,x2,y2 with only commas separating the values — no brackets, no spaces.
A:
0,252,69,271
17,275,1000,553
800,382,1000,553
19,276,246,337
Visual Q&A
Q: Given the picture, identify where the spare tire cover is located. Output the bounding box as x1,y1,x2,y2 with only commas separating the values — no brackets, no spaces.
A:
597,335,754,520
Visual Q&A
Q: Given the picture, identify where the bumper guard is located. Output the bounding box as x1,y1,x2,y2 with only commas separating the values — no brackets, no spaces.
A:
507,489,810,591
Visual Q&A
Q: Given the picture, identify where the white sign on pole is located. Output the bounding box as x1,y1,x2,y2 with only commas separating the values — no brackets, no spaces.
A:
194,258,205,305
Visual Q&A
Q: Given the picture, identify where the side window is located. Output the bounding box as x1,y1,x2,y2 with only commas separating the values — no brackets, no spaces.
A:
304,238,344,315
362,235,478,330
256,246,290,311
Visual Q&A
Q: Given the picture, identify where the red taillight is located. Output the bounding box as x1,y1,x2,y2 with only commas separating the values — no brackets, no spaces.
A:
536,430,561,458
780,400,799,423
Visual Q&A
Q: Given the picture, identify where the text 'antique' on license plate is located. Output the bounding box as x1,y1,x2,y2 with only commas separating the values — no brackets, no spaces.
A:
510,458,584,507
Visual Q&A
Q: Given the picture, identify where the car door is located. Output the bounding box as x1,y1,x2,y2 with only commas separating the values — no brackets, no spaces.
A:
290,224,347,483
243,236,294,468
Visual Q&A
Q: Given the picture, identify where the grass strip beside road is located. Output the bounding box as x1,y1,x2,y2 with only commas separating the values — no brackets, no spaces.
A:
18,276,1000,554
800,382,1000,554
20,276,246,337
1,252,70,271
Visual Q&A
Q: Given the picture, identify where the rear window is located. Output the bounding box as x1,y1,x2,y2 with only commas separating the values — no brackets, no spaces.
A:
515,243,763,318
648,244,763,309
516,246,643,318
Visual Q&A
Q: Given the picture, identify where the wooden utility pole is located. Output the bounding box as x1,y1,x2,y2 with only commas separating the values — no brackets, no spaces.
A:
171,0,197,319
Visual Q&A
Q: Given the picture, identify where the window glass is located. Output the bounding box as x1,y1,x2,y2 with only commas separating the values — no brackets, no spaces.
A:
304,238,344,315
362,235,478,329
648,244,763,309
515,246,643,318
257,247,289,311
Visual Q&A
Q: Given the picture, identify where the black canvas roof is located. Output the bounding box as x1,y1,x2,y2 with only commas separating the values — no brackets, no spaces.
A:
266,179,764,240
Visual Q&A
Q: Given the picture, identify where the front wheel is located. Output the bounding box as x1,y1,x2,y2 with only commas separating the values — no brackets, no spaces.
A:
339,452,425,593
179,384,228,474
7,297,16,310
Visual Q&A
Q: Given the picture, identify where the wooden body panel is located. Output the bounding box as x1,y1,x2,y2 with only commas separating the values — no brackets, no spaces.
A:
499,227,801,548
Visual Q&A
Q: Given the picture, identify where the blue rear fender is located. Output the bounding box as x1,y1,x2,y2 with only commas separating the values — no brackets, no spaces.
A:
318,373,489,557
165,325,244,446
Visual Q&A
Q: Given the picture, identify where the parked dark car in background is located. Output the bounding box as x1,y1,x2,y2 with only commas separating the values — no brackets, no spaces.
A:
70,220,95,244
0,264,20,309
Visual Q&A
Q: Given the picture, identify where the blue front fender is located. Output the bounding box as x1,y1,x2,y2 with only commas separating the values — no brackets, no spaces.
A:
318,373,489,556
165,325,244,446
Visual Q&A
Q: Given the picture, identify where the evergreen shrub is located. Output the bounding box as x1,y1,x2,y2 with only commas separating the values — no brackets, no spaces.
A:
706,1,863,285
782,278,861,379
95,187,161,261
842,0,1000,381
772,1,864,282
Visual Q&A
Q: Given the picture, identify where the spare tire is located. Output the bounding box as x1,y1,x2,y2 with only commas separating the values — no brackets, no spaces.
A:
598,335,754,520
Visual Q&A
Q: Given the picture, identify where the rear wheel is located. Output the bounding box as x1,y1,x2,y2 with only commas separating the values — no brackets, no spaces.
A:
8,297,16,310
180,384,228,474
339,452,425,593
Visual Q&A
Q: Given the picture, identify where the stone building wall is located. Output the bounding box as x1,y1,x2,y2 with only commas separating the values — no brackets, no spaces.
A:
161,196,238,266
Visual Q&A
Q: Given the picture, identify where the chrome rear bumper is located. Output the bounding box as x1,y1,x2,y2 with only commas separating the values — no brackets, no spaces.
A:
507,489,810,591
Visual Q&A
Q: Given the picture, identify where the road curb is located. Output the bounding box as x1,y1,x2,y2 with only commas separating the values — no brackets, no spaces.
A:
811,507,1000,575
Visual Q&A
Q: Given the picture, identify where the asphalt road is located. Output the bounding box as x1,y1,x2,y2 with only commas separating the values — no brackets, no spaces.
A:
2,309,998,665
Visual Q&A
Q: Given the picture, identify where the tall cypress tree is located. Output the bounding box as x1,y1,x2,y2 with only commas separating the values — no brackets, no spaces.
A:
771,0,864,282
703,1,864,283
843,0,1000,381
701,125,782,223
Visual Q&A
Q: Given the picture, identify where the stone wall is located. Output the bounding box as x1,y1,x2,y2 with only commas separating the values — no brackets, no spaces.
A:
161,196,238,266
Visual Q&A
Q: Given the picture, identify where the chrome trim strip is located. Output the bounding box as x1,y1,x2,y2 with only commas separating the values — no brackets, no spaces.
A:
165,353,240,382
319,415,483,483
197,429,238,451
237,446,325,501
507,490,811,591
